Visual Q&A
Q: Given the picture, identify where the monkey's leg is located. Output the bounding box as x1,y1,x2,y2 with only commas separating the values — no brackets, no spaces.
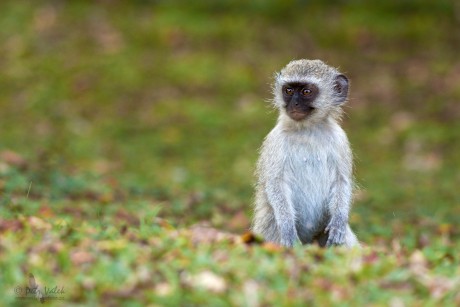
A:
252,203,281,244
263,180,299,247
317,224,360,248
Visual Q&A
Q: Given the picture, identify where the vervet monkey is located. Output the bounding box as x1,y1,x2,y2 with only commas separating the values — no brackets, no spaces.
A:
252,59,359,248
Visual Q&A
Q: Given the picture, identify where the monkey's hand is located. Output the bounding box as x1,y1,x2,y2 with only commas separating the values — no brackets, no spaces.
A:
279,223,300,248
325,217,347,246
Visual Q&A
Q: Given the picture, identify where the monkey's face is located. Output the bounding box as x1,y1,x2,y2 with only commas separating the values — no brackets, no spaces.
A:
282,82,319,121
274,59,350,123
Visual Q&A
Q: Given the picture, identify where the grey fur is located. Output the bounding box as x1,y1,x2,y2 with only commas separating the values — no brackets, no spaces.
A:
252,59,360,248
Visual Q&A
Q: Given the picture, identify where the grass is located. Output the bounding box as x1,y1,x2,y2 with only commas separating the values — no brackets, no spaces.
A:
0,0,459,305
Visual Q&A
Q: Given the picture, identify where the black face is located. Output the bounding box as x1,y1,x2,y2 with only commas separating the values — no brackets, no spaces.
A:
282,82,319,121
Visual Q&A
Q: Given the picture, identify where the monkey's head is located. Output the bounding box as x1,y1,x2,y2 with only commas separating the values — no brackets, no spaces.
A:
273,59,349,123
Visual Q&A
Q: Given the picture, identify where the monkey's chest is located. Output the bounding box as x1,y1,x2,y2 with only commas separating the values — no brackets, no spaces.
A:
283,147,336,210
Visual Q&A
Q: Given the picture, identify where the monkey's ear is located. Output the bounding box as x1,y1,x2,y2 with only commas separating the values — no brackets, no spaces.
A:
333,74,349,104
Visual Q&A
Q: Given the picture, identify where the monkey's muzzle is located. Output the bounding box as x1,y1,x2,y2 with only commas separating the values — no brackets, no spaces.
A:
286,104,315,121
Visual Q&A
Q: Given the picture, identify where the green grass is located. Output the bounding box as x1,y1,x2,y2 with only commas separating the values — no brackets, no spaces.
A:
0,0,459,305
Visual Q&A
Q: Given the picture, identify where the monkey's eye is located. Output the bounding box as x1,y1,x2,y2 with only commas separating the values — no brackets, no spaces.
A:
301,88,312,96
284,88,294,95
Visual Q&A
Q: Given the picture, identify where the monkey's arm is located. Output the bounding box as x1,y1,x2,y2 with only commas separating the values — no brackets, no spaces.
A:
264,176,299,247
325,143,353,246
258,132,299,247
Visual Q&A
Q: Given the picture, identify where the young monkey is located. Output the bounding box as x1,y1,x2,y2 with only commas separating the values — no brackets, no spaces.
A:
252,59,360,248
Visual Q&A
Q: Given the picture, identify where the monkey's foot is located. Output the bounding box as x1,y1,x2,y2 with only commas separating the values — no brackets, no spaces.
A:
325,220,346,246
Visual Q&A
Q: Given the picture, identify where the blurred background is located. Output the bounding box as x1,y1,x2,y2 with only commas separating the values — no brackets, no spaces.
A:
1,0,459,243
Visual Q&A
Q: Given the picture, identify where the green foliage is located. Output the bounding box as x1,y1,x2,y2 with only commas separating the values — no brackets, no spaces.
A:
0,0,459,305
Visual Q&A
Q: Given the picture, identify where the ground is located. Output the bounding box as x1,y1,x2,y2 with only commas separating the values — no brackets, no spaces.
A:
0,1,459,305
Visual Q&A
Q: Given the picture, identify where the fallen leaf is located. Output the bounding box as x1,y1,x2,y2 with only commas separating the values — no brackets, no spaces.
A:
82,277,96,290
116,209,140,227
0,150,27,169
28,216,51,230
182,271,227,293
154,282,172,296
262,242,283,252
38,206,55,218
97,239,127,251
187,223,237,245
417,233,430,249
363,251,380,265
0,219,23,233
71,251,94,265
407,250,459,298
228,211,250,230
241,231,264,245
153,217,174,230
389,297,405,307
409,249,428,273
243,280,260,307
437,224,453,235
423,276,459,299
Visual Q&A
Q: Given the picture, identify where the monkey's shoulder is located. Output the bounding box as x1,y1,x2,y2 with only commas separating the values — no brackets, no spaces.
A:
278,122,348,143
259,125,350,166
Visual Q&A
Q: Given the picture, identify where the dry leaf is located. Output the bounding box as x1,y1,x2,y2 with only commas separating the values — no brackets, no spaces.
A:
409,250,428,272
155,282,172,296
182,271,227,293
0,150,27,168
71,251,94,265
188,223,237,245
262,242,283,252
28,216,51,230
0,219,23,233
243,280,260,307
97,240,127,251
241,231,264,245
423,276,459,299
38,206,55,218
228,211,250,230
